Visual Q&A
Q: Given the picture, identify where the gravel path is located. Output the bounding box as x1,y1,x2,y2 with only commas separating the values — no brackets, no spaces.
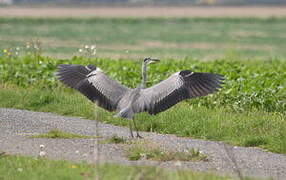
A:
0,108,285,179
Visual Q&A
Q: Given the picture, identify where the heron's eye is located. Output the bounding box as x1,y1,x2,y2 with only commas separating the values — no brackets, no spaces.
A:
144,58,150,62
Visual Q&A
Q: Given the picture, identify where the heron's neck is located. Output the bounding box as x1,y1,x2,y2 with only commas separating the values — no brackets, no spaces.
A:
141,62,148,88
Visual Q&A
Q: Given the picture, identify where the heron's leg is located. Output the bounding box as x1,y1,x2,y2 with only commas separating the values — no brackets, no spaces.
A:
129,120,134,138
132,118,143,139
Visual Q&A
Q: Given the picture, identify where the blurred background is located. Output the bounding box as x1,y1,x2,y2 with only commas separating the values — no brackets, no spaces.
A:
0,0,286,60
1,0,286,6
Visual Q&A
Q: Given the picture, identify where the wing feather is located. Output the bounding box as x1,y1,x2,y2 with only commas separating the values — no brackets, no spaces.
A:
57,64,129,111
140,70,224,115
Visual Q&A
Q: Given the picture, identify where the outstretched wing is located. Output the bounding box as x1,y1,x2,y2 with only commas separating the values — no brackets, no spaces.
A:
57,64,130,111
139,70,224,115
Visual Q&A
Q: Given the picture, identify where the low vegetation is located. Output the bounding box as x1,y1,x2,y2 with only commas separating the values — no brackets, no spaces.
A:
30,129,98,139
0,56,285,114
126,140,207,161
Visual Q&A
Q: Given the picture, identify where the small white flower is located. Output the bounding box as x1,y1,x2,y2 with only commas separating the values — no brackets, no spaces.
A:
16,47,20,51
139,153,147,160
17,168,23,172
140,153,146,157
75,150,79,154
90,45,96,50
39,151,46,157
84,45,89,49
92,50,96,55
82,153,88,158
78,49,83,52
40,144,45,149
183,149,189,153
199,150,203,154
174,161,182,167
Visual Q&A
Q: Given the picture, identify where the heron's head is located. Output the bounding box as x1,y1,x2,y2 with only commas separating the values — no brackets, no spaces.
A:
143,57,160,65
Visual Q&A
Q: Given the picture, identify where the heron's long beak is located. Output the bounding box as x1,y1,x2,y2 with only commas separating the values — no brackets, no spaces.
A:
150,58,160,64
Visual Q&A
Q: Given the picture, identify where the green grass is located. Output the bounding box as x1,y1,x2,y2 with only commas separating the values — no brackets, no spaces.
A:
126,140,207,161
0,154,255,180
0,85,285,154
1,17,286,59
30,129,98,139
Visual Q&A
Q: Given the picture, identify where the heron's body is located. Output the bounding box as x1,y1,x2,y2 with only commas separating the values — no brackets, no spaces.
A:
116,87,141,118
57,58,224,138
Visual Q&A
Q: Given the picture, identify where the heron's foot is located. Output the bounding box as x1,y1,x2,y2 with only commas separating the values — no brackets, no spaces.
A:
136,133,143,139
129,131,135,139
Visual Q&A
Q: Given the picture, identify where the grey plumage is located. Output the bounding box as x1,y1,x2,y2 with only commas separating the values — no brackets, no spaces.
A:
57,58,224,138
57,64,129,111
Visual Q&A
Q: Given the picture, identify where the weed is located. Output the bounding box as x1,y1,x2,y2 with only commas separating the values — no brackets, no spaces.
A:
126,140,207,161
30,129,98,139
78,44,97,58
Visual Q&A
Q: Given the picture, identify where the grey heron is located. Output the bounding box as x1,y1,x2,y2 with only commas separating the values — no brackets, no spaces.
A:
57,58,224,138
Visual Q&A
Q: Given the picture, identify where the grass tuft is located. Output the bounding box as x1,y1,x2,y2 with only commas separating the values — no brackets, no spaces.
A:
126,140,207,162
101,135,128,144
30,129,98,139
243,137,268,147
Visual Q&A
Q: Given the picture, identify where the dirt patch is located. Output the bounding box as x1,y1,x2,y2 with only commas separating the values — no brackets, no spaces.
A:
1,6,286,18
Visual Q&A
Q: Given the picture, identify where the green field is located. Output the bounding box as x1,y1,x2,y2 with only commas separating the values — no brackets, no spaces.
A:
1,17,286,59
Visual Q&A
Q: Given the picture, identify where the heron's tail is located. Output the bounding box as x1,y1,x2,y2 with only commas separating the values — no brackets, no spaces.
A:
117,108,133,119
